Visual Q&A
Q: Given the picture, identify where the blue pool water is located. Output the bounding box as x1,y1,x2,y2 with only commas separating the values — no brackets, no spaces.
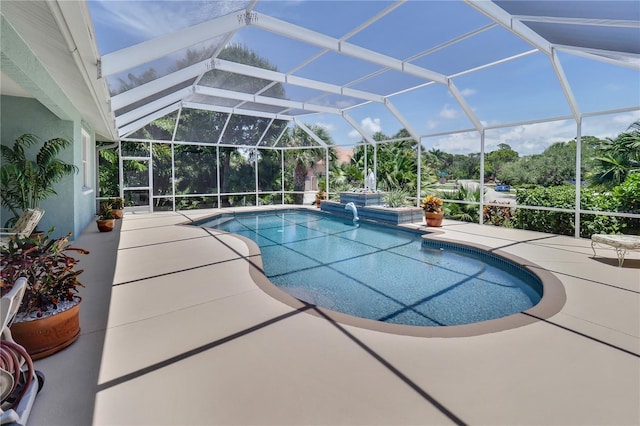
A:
199,210,542,327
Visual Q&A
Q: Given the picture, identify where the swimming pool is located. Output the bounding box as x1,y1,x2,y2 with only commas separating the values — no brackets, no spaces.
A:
197,209,553,332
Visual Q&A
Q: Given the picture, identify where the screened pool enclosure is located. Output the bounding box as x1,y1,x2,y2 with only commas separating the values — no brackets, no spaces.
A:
90,1,640,237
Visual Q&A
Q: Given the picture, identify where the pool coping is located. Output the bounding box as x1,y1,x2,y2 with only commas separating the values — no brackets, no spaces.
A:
190,207,567,338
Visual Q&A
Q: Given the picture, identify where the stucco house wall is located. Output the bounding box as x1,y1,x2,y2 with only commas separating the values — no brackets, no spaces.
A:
1,16,98,240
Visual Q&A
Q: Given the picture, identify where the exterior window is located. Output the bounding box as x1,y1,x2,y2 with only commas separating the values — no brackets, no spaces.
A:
82,129,92,190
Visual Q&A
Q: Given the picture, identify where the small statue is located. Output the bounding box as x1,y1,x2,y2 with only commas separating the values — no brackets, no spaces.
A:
366,168,376,192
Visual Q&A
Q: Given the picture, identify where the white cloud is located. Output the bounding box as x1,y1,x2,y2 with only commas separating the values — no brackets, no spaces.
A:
484,121,576,155
91,1,240,46
428,120,580,156
348,117,382,138
361,117,382,134
612,112,640,126
427,120,439,130
429,132,479,154
315,122,335,132
584,113,640,138
430,116,640,157
460,88,477,97
348,129,361,138
439,104,459,119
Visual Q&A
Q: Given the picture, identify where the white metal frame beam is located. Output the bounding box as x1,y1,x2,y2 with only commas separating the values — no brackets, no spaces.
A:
448,80,483,131
194,85,342,115
554,45,640,70
106,6,495,140
103,0,639,149
182,101,294,121
251,11,448,85
250,11,488,134
101,12,248,77
116,87,194,127
119,102,181,137
110,55,386,118
550,48,581,120
511,15,639,29
292,118,328,147
111,59,212,110
213,59,385,103
467,1,582,122
342,113,377,145
466,1,553,54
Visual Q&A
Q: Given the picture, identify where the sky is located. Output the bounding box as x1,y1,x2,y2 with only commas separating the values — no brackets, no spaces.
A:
88,0,640,156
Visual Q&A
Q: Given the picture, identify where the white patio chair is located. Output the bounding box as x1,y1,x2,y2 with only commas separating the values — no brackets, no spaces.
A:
0,209,45,246
591,233,640,267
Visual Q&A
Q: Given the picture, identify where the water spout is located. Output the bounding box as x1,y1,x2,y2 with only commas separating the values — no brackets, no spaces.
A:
345,202,359,221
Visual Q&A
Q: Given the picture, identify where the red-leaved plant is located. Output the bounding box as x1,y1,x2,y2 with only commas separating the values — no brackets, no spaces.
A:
0,229,89,318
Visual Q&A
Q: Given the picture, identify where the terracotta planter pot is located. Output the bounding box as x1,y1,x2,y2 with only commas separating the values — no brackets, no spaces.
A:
425,211,444,227
112,209,124,219
10,299,81,360
96,219,115,232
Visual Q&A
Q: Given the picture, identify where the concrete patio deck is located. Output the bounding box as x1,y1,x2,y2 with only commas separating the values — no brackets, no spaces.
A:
26,207,639,425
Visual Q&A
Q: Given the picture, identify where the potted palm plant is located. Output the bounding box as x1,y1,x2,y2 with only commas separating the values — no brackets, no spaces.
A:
109,197,125,219
0,229,88,359
420,195,444,227
0,134,77,229
315,189,326,208
96,202,115,232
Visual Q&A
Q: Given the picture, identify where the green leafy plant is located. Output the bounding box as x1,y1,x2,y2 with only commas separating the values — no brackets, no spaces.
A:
383,189,410,208
97,202,114,220
109,197,125,210
483,201,514,227
612,173,640,213
590,131,640,189
443,185,481,222
514,185,622,237
0,229,89,317
612,172,640,233
1,134,78,228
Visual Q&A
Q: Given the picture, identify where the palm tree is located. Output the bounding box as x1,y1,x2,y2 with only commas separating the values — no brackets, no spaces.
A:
444,185,481,222
282,125,334,204
590,131,640,188
1,134,77,227
328,163,351,194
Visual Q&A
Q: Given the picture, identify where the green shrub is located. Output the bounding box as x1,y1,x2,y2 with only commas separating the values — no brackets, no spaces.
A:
514,185,622,237
612,173,640,233
384,189,410,207
443,186,480,222
613,173,640,213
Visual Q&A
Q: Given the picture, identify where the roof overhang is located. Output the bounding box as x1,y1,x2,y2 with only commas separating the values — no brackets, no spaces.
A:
1,0,118,140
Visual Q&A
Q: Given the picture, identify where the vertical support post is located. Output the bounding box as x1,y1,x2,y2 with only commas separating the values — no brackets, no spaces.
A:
373,143,377,191
171,143,176,212
148,142,154,213
281,148,285,205
416,137,422,207
479,130,485,225
118,141,124,204
575,118,583,238
255,149,259,206
216,145,221,208
364,142,368,191
94,146,100,212
325,147,329,198
171,107,181,212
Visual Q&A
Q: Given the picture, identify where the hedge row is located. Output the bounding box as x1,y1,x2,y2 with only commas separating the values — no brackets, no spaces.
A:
511,174,639,237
